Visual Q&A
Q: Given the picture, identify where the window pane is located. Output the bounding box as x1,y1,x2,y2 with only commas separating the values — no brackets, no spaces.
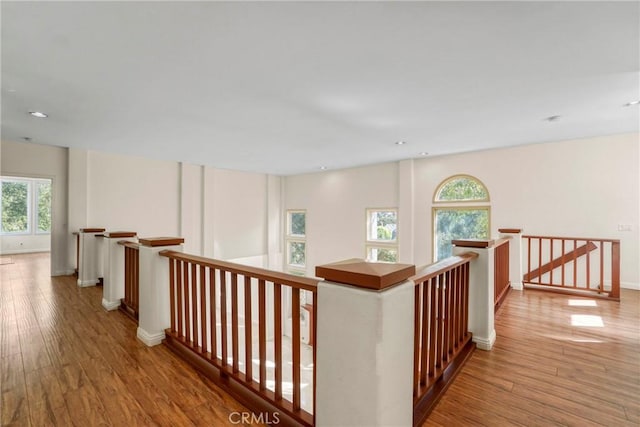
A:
435,209,489,261
1,181,29,233
37,181,52,232
367,247,398,263
290,212,305,236
436,176,488,202
368,210,397,241
288,241,305,267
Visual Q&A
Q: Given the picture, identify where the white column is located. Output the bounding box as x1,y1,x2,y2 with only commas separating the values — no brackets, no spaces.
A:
77,228,105,287
499,228,523,290
315,260,416,426
137,237,184,347
101,232,137,310
453,241,496,350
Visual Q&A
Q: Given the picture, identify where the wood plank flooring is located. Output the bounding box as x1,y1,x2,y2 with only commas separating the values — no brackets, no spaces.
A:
425,287,640,426
2,253,639,426
1,253,253,426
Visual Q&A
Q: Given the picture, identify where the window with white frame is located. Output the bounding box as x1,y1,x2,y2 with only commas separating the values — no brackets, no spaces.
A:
366,208,398,263
433,175,490,261
286,210,306,273
0,177,52,235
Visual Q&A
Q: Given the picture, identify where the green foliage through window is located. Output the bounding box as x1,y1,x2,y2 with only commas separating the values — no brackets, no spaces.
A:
290,212,305,236
434,208,489,261
1,181,29,233
368,246,398,263
0,177,52,235
37,181,52,232
288,241,305,266
435,176,488,202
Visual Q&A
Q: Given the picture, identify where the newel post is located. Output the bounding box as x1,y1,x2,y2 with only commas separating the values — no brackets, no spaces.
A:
137,237,184,347
75,227,106,287
315,259,416,426
499,228,523,290
452,239,496,350
101,231,138,311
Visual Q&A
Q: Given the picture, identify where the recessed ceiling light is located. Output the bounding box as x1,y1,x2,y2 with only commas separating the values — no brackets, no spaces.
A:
28,111,48,118
319,166,328,170
22,137,32,142
544,115,561,122
395,141,407,145
623,100,640,107
419,152,429,156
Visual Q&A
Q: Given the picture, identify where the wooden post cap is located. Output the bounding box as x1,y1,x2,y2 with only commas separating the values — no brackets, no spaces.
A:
315,258,416,291
138,237,185,247
452,239,494,248
79,228,106,233
103,231,137,238
498,228,522,234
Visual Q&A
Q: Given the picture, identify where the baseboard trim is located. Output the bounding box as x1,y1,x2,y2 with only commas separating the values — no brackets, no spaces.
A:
77,278,99,287
472,329,496,351
102,298,120,311
52,269,75,277
137,327,165,347
621,282,640,291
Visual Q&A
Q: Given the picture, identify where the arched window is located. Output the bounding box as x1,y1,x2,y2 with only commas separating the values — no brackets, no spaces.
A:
433,175,490,261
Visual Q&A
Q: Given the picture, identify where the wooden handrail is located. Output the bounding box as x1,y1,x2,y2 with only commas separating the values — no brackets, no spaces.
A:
118,240,140,250
522,235,620,301
523,234,620,244
161,250,317,426
159,250,319,291
523,241,597,282
411,252,478,284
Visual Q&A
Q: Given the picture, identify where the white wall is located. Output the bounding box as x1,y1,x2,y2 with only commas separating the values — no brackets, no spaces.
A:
0,140,68,274
413,133,639,286
85,150,180,237
284,162,398,276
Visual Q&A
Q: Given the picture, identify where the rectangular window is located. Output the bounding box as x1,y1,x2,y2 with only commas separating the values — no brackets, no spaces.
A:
0,177,52,236
36,180,52,233
286,210,306,273
433,207,490,261
1,179,30,234
366,208,398,263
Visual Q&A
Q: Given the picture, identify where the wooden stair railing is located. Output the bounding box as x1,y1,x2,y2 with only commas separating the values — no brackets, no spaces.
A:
411,252,478,426
494,238,511,312
118,241,140,321
159,250,318,427
523,235,620,300
523,241,597,282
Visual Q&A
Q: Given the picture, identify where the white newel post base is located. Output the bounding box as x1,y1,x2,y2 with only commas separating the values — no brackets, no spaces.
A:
102,232,138,311
315,259,416,427
136,238,184,347
499,228,524,291
453,242,496,351
76,228,105,287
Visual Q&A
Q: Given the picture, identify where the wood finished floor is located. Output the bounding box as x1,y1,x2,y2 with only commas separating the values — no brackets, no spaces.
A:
2,253,639,426
425,286,640,426
1,253,253,426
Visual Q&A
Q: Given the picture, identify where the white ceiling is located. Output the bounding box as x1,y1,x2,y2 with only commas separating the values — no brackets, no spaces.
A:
2,1,639,175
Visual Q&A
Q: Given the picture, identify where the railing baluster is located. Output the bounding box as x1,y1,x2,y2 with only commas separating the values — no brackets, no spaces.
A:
220,270,228,368
244,276,253,383
538,237,542,285
177,260,183,338
429,276,437,376
561,239,565,287
599,242,604,292
292,287,301,411
413,284,421,395
184,261,190,342
170,258,175,333
231,273,239,373
420,280,429,383
611,241,621,299
210,268,217,360
258,279,266,390
573,239,577,288
200,265,206,352
274,282,282,400
549,238,553,285
586,240,591,289
191,263,197,345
